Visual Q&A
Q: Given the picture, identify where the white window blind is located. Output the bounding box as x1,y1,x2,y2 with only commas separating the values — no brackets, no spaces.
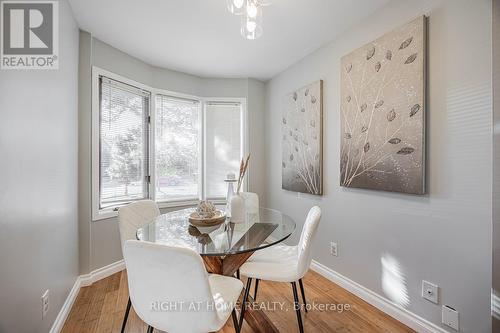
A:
155,94,201,202
99,76,150,208
205,102,243,199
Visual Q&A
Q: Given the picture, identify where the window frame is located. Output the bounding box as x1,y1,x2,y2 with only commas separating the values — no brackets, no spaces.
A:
91,67,248,221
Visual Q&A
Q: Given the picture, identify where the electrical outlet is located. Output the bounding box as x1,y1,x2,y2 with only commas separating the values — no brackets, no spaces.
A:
41,290,49,319
442,305,459,331
330,242,338,257
422,280,438,304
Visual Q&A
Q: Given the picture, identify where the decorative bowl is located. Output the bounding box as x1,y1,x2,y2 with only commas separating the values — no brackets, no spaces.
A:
188,210,227,227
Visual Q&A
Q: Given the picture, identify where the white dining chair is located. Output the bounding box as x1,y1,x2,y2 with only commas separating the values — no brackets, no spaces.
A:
239,192,259,215
239,206,322,333
123,240,244,333
118,200,160,333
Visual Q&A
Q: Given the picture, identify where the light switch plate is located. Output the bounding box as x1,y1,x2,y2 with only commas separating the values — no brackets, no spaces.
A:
442,305,459,331
422,280,438,304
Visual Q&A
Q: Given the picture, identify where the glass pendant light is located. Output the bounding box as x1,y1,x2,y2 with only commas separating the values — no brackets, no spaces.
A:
227,0,245,15
240,0,263,40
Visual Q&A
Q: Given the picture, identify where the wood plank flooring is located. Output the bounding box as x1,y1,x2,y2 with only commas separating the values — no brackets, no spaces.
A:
62,270,414,333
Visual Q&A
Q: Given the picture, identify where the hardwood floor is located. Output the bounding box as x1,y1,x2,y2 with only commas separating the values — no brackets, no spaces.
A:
62,269,414,333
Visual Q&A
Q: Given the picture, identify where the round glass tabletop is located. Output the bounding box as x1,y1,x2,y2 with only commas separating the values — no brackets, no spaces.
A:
136,207,296,256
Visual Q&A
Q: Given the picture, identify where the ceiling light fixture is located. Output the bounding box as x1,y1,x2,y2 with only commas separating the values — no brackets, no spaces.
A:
226,0,269,40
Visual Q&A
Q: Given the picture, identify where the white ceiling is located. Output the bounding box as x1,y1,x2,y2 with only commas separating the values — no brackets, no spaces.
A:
68,0,389,81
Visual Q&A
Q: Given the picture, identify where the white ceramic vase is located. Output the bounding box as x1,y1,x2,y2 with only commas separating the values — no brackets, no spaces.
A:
230,193,245,223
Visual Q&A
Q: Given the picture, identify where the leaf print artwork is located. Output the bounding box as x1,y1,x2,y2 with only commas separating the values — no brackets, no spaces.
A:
340,16,425,194
282,80,323,195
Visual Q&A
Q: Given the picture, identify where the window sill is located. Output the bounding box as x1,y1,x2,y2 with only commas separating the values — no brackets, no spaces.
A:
91,198,227,222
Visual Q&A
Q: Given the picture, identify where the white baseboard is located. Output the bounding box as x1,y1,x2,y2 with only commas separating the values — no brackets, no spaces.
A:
310,260,449,333
79,259,125,287
49,260,125,333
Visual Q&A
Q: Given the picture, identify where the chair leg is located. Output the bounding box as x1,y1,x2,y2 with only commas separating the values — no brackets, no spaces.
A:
231,308,240,333
120,297,131,333
147,325,154,333
253,279,259,301
236,269,240,280
299,278,308,313
291,282,304,333
238,277,253,329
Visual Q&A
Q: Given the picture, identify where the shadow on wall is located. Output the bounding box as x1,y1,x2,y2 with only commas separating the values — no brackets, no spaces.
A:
381,253,410,308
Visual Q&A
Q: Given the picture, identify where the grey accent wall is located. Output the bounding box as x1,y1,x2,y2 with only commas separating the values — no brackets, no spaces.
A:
0,0,80,332
493,0,500,331
78,35,266,272
263,0,492,332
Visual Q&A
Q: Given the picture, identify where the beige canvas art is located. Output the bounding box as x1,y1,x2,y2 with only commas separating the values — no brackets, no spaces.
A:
282,80,323,195
340,16,426,194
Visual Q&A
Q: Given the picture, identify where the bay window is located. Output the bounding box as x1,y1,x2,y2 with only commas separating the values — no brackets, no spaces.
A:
92,68,246,220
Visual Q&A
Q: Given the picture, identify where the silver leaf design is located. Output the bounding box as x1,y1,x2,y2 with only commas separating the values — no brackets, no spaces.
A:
410,104,420,117
375,100,384,108
387,109,396,122
367,46,375,60
399,37,413,50
388,138,401,144
386,50,392,60
404,53,418,64
364,142,370,153
375,61,381,72
397,147,415,155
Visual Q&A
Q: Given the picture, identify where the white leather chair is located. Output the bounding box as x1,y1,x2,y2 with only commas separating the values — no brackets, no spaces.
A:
124,240,244,333
118,200,160,333
239,206,322,333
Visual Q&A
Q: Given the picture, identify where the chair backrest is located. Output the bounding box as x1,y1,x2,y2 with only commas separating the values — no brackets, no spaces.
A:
297,206,322,278
118,200,160,250
240,192,259,214
124,240,222,333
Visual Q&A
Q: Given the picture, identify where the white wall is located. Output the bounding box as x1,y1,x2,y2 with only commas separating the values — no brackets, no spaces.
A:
78,35,266,272
0,0,80,332
263,0,492,332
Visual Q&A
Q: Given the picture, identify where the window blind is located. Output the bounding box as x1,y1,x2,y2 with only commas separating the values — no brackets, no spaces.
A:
99,76,150,208
205,102,242,199
154,94,201,202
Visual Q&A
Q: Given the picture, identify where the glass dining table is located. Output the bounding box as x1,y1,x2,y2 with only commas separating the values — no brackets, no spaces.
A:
136,206,296,333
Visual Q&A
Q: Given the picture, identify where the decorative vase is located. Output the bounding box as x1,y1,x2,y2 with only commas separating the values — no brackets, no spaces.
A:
230,193,245,223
